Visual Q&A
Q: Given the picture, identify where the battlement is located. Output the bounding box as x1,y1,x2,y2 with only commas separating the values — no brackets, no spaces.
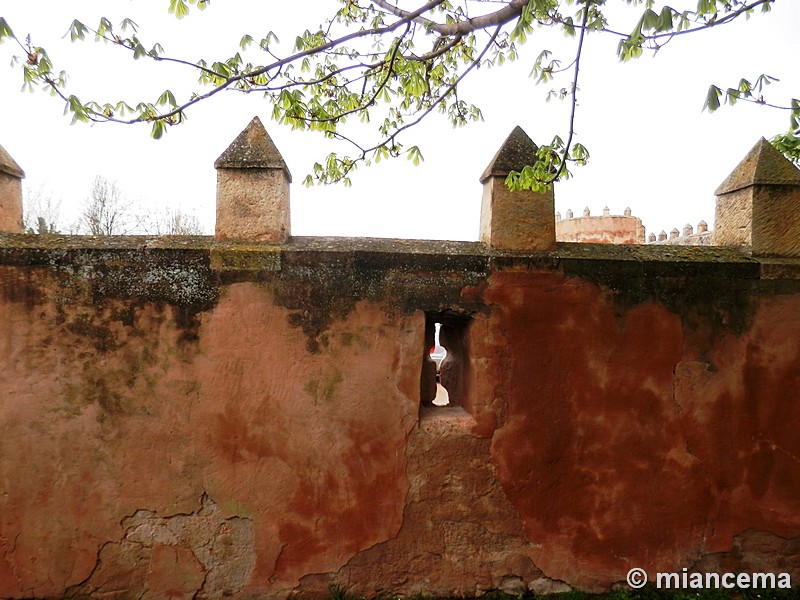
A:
4,121,798,259
648,220,714,246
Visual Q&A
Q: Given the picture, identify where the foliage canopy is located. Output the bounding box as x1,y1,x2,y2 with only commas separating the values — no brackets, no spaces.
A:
0,0,797,189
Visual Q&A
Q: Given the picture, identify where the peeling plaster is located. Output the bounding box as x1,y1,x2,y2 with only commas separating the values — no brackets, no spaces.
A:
67,495,255,599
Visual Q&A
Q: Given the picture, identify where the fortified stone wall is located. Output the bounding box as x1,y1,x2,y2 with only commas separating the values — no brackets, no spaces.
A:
2,124,800,599
648,221,714,246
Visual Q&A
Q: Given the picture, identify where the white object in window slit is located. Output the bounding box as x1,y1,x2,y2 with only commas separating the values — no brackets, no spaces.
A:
429,322,447,369
430,322,449,406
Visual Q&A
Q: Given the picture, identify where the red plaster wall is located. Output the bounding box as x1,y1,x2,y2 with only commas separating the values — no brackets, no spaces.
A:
0,276,419,598
484,271,800,589
1,260,800,597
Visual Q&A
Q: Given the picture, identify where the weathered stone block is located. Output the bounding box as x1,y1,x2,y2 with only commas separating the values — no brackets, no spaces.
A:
0,143,24,234
215,116,292,242
479,126,555,251
215,168,290,242
715,138,800,257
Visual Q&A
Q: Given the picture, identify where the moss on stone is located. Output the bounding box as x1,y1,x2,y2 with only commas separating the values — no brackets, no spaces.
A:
0,232,795,347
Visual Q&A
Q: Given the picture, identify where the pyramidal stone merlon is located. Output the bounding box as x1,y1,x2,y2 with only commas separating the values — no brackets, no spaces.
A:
0,142,25,233
479,125,538,184
714,137,800,256
215,116,291,242
214,116,292,181
479,126,555,252
0,143,25,179
716,137,800,195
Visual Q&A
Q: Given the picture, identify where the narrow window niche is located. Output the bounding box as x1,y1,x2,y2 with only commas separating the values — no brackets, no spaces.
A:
420,312,471,410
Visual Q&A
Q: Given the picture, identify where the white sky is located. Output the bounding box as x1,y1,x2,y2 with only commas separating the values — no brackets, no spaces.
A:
0,0,797,240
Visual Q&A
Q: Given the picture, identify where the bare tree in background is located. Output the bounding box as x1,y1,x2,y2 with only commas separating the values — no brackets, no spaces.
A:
142,207,205,235
23,185,62,234
25,177,205,236
75,176,206,235
79,175,133,235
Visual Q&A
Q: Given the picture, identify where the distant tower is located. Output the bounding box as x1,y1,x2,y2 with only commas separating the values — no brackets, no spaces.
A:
555,206,645,244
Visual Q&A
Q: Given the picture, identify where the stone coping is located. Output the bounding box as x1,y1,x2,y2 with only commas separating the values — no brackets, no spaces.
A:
0,233,772,295
0,233,755,262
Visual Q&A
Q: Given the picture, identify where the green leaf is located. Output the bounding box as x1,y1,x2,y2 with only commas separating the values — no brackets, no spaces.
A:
168,0,190,19
129,35,147,59
120,18,138,32
703,85,721,112
211,61,231,78
96,17,113,38
656,6,675,31
259,31,279,50
374,145,389,163
696,0,717,16
770,132,800,167
406,145,424,166
791,99,800,132
151,119,166,139
642,8,659,31
114,101,134,116
754,73,777,92
617,31,644,62
561,16,576,37
571,143,590,165
67,20,88,42
0,17,14,42
156,89,177,107
65,95,90,124
735,78,752,97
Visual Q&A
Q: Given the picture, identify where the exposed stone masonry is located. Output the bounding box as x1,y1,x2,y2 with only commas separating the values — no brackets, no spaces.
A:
67,495,256,599
215,116,291,242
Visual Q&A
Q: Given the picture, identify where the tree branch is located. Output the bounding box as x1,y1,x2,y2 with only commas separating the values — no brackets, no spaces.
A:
552,0,591,182
554,0,772,42
37,0,451,127
325,24,503,183
372,0,528,36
